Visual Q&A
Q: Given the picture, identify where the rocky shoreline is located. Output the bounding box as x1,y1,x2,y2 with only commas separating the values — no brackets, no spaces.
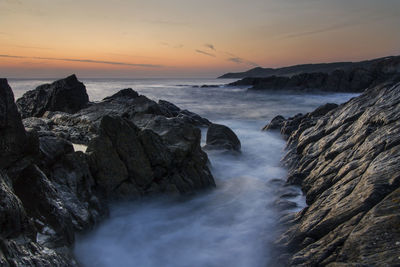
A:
264,77,400,266
227,56,400,93
0,75,240,266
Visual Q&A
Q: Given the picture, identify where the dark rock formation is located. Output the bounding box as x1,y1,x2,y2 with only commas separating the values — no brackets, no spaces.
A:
262,115,286,131
16,74,89,118
272,80,400,266
204,123,241,152
219,55,400,78
229,69,398,93
0,79,37,170
1,76,219,265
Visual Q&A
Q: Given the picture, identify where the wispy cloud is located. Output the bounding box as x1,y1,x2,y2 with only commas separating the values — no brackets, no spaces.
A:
160,42,184,49
279,13,394,39
204,43,216,51
280,22,355,39
12,45,52,50
227,57,258,67
147,20,188,26
195,50,216,57
0,54,163,68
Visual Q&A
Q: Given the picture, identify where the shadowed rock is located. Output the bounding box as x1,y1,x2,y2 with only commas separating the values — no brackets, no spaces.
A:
204,123,241,152
16,74,89,118
275,80,400,266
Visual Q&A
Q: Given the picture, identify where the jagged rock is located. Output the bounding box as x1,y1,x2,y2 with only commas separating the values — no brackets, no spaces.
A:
0,77,220,266
204,123,241,151
276,80,400,266
103,88,139,101
0,171,27,239
229,62,400,93
16,74,89,118
158,100,181,117
86,115,153,196
0,79,34,169
263,115,286,131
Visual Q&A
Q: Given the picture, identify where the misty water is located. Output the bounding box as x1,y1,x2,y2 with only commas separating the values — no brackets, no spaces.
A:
10,78,358,267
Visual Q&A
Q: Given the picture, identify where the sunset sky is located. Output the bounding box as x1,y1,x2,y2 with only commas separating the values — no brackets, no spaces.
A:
1,0,399,78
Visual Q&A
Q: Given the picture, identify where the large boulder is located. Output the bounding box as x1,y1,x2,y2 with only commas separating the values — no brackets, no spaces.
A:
204,123,241,151
16,74,89,118
0,79,35,169
276,81,400,266
87,115,215,198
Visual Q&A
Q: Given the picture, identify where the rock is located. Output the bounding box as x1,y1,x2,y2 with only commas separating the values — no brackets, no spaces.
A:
228,60,400,93
86,115,153,197
103,88,139,101
221,55,400,79
0,171,27,239
16,74,89,118
0,78,218,266
0,79,33,169
308,103,338,118
276,80,400,266
200,84,219,88
263,115,286,131
204,123,241,151
158,99,181,117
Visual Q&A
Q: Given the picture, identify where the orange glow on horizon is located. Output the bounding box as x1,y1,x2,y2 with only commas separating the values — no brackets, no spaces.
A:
1,0,399,78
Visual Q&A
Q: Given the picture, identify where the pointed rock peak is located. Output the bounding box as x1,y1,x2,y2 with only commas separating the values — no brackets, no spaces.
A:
103,88,139,101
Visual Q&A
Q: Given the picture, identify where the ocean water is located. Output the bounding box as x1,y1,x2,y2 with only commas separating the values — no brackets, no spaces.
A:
8,78,358,267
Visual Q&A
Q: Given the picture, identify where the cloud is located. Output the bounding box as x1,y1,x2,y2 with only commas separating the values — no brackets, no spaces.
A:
204,43,216,51
160,42,184,49
228,57,258,67
195,50,216,57
280,22,355,39
0,54,163,68
147,20,188,27
279,13,393,39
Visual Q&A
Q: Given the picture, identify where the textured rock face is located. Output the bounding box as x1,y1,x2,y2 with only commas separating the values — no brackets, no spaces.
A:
229,57,400,92
230,69,399,93
0,79,32,169
0,78,104,266
204,123,241,152
16,74,89,118
267,80,400,266
2,77,218,265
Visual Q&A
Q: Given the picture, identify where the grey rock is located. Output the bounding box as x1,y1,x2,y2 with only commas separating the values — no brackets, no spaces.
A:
276,80,400,266
204,123,241,151
0,79,33,169
263,115,286,131
16,74,89,118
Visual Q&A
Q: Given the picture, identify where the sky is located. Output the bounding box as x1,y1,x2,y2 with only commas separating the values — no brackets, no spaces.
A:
1,0,399,78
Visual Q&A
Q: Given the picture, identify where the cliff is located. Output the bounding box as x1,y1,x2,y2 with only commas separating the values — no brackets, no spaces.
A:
264,78,400,266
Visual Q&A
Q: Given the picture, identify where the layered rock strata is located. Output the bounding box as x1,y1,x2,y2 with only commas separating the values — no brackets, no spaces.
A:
265,80,400,266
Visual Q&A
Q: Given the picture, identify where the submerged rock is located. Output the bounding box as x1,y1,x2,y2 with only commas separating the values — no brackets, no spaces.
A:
276,80,400,266
204,123,241,152
16,74,89,118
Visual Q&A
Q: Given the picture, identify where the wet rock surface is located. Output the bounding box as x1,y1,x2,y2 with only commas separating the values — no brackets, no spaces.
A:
0,76,223,266
267,80,400,266
204,123,241,152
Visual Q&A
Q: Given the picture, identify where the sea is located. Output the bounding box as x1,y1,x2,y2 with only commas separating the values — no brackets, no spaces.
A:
8,78,359,267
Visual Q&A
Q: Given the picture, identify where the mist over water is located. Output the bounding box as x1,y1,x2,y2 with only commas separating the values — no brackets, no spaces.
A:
10,78,358,267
